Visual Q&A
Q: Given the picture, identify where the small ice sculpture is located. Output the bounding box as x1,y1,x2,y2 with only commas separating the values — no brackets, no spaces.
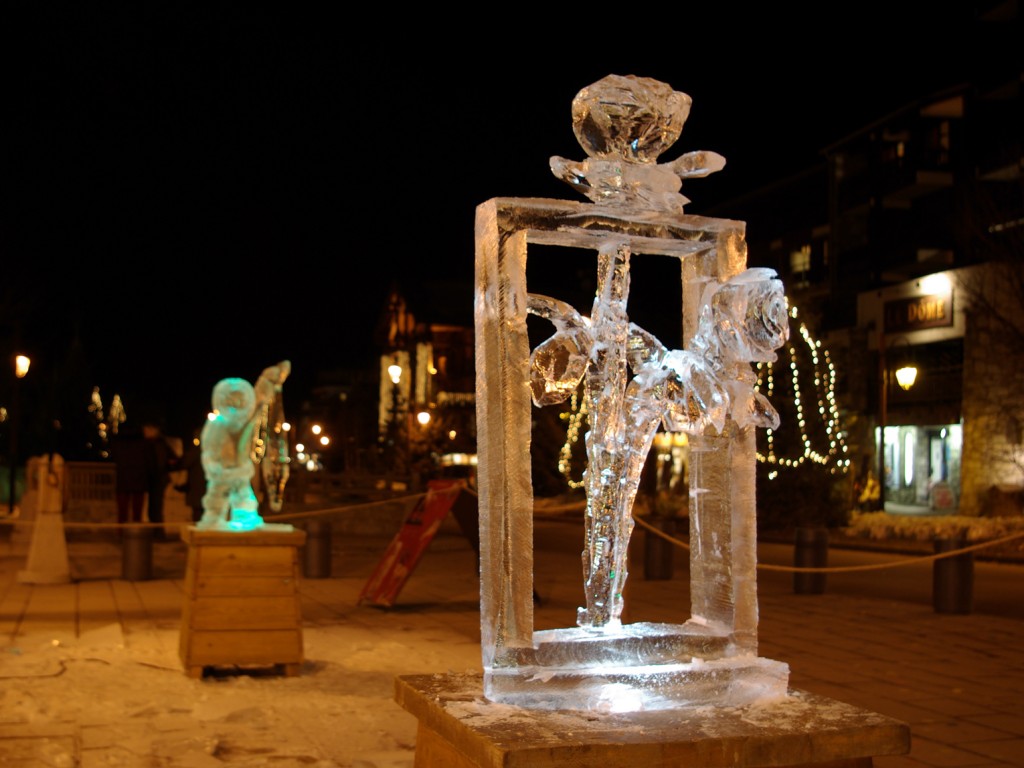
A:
475,74,792,711
197,361,293,532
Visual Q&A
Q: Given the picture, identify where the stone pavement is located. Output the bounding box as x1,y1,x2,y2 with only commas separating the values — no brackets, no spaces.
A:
1,508,1023,767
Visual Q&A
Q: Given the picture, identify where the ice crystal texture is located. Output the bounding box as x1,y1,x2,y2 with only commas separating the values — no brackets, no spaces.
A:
529,261,786,629
475,74,790,711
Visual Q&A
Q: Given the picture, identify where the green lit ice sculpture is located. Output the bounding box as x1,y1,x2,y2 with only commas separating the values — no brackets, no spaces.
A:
196,360,293,532
475,74,791,711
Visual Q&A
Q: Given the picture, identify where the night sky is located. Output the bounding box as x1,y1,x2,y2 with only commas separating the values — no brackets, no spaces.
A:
6,5,996,443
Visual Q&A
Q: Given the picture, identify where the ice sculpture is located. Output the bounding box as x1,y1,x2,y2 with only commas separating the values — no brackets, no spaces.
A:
196,361,293,532
475,74,791,711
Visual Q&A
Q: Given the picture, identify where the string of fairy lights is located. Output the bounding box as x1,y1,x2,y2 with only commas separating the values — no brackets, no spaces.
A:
755,304,850,480
558,390,587,490
555,302,851,488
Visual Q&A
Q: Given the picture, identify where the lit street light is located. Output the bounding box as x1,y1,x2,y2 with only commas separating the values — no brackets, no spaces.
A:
8,354,31,515
877,335,917,511
385,362,407,475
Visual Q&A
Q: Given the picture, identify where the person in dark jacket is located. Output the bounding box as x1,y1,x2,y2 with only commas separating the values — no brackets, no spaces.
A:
174,427,207,523
109,422,153,524
142,422,179,532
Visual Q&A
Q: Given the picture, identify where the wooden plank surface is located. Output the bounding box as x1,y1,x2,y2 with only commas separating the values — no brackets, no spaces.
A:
396,674,910,768
76,580,119,636
181,527,306,549
182,628,302,666
108,579,148,625
194,546,297,576
0,582,32,642
129,578,184,617
189,596,300,630
16,582,78,640
193,574,298,597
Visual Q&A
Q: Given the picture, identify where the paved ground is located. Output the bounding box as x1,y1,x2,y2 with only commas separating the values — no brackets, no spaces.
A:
1,504,1023,767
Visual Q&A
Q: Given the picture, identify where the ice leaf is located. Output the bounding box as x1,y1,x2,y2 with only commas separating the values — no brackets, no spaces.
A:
530,331,590,406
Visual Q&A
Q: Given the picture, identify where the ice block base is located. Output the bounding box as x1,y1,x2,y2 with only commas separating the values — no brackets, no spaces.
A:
484,621,789,711
395,672,910,768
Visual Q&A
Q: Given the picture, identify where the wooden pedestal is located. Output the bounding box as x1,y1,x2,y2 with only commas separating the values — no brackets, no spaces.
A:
179,526,307,678
395,673,911,768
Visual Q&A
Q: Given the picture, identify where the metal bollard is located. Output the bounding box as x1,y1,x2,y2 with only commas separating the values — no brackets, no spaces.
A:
644,517,676,580
122,526,154,581
303,520,332,578
793,527,828,595
933,535,973,614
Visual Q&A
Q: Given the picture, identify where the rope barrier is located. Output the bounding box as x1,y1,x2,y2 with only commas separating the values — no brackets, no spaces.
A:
633,514,691,550
3,490,1022,576
631,513,1024,573
0,492,431,531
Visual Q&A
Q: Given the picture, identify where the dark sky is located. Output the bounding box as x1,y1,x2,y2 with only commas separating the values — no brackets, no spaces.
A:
6,5,997,440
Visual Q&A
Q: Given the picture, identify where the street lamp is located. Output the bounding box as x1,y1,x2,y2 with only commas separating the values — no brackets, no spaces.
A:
386,362,407,475
877,335,917,511
8,354,30,515
894,364,918,391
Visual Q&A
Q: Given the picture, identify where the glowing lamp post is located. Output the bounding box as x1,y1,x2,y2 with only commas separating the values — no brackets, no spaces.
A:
877,336,916,510
8,355,30,515
386,363,408,474
894,365,918,391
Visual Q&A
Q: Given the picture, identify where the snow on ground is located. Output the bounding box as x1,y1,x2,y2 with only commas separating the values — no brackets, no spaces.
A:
1,618,482,767
1,520,485,767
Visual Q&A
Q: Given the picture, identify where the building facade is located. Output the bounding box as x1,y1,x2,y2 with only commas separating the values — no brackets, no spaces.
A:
718,7,1021,515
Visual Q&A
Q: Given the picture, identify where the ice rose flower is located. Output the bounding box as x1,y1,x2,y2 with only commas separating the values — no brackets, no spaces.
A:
711,268,789,363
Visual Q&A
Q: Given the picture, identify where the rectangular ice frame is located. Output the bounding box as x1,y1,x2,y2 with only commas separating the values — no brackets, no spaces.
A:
475,197,765,686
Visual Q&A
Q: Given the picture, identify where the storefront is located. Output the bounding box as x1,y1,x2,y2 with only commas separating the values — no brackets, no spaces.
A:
878,422,961,510
859,270,966,513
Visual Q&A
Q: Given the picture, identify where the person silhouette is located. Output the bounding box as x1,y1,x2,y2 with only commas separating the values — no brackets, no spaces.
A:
174,427,206,523
109,422,152,526
142,421,179,538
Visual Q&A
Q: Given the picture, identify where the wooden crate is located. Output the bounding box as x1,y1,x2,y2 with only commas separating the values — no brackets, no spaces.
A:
179,526,307,678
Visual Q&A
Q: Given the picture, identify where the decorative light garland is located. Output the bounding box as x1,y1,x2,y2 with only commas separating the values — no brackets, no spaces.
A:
755,303,850,479
558,390,588,490
556,304,849,487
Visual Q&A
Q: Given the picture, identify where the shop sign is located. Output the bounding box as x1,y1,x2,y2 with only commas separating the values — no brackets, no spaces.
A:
884,292,953,333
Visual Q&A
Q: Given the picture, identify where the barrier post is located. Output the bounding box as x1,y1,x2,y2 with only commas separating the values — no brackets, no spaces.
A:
643,516,676,580
122,525,154,581
303,519,332,578
793,527,828,594
933,534,973,614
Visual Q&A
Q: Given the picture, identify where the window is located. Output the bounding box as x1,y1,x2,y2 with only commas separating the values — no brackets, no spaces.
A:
789,245,811,285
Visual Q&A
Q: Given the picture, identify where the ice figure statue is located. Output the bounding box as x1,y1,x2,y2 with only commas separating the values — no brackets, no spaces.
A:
475,74,793,711
197,361,293,532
